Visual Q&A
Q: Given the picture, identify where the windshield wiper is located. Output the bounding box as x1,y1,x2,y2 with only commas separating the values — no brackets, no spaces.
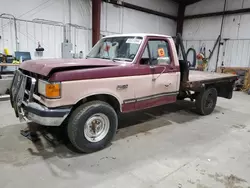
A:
100,57,112,60
112,58,132,62
85,56,132,62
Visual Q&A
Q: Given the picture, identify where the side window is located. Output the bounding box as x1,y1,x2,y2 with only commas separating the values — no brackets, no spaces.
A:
139,45,150,65
148,40,171,65
142,46,149,58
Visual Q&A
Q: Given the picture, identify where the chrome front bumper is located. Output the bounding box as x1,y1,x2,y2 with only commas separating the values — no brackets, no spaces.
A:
23,102,71,126
10,70,71,126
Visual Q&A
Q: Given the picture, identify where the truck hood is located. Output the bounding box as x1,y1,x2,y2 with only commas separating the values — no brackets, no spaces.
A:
19,58,119,76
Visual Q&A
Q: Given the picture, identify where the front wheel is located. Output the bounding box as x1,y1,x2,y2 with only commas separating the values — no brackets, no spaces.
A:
195,87,218,115
67,101,118,153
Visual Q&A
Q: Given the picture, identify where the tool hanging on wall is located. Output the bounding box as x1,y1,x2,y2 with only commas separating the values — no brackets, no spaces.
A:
196,35,221,71
36,42,44,52
186,48,197,69
205,35,221,71
35,42,44,57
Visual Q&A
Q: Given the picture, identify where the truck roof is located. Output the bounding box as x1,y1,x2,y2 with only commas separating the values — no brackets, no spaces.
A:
102,33,172,39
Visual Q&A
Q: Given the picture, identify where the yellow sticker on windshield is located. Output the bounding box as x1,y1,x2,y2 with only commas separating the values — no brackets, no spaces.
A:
158,48,165,57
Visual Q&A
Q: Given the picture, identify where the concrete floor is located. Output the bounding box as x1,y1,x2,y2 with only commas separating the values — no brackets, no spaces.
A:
0,92,250,188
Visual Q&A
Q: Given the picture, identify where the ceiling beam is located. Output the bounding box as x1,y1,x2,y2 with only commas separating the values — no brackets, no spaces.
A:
172,0,202,5
185,8,250,19
185,0,202,5
103,0,177,20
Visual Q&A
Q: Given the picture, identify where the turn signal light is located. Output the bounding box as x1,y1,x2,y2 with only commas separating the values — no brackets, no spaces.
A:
45,83,60,98
38,80,61,99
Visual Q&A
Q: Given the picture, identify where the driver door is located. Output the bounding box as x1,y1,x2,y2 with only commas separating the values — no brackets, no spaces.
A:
134,37,179,110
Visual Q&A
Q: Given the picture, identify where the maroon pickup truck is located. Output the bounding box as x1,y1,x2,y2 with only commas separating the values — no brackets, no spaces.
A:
10,33,237,153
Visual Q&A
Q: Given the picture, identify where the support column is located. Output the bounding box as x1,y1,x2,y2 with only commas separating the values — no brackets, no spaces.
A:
92,0,102,46
176,3,186,36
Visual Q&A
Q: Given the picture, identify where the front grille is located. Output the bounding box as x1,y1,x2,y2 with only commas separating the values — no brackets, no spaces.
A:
11,70,37,105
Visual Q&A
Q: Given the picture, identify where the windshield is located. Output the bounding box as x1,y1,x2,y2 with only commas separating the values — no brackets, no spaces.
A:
86,36,143,62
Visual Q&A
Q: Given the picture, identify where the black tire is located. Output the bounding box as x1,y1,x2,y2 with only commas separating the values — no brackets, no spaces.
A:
67,100,118,153
195,87,218,115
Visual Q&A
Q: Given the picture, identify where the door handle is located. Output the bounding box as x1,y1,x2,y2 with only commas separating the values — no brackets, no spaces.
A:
169,66,174,70
152,66,167,81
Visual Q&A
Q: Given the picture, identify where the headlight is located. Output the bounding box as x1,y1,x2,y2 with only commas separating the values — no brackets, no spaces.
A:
38,80,61,99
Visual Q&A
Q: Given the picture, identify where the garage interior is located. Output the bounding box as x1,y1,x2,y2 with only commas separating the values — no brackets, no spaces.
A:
0,0,250,187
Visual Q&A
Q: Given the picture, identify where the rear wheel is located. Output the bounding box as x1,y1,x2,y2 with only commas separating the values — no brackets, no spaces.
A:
67,101,118,153
195,87,217,115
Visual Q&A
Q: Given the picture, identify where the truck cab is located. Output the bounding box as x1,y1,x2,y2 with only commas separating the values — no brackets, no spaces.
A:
10,33,237,153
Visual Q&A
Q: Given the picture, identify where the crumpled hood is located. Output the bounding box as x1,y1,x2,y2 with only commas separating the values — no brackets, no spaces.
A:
19,58,119,76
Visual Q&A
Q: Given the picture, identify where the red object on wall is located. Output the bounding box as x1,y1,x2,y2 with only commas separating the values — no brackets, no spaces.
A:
92,0,101,47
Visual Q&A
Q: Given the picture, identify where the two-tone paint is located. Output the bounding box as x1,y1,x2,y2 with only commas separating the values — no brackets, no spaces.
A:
19,34,181,113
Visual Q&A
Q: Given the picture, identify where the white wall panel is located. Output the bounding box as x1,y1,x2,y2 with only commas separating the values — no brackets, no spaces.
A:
0,0,90,27
0,0,65,23
184,13,250,41
184,0,250,68
243,0,250,8
122,8,176,36
124,0,178,16
101,3,177,37
71,0,91,28
75,29,89,56
186,0,247,15
0,0,91,57
26,22,36,53
18,21,29,51
185,0,224,16
223,40,250,67
0,18,15,52
106,4,121,34
226,0,244,11
158,17,176,35
184,40,218,71
0,0,176,58
123,8,158,33
183,17,222,40
238,14,250,39
101,2,107,33
222,15,241,39
0,17,67,58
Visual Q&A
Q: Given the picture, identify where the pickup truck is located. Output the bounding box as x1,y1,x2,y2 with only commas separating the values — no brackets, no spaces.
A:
10,33,237,153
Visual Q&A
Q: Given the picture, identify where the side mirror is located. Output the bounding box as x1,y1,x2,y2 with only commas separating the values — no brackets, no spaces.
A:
157,57,171,65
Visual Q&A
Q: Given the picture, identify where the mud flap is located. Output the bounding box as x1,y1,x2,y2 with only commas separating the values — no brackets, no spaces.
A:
217,80,235,99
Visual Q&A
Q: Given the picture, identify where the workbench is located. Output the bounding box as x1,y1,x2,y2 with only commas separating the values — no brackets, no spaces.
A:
0,63,19,74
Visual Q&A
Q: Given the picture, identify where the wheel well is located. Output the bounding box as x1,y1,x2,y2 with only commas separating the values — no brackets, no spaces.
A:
71,94,121,113
61,94,121,126
199,82,233,99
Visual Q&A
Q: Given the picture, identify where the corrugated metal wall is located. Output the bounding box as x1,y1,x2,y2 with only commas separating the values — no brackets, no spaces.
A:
183,0,250,70
0,0,177,59
101,2,177,37
0,0,92,58
184,40,219,71
223,39,250,67
0,17,90,58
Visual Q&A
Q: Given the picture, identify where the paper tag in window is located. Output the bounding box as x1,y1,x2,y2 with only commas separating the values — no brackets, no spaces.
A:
104,45,110,51
126,38,142,44
158,48,165,57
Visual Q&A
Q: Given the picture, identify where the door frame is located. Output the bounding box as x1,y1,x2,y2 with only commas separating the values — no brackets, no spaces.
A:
132,36,180,111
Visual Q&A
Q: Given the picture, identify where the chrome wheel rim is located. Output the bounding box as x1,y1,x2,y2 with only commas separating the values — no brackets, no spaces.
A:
84,113,110,142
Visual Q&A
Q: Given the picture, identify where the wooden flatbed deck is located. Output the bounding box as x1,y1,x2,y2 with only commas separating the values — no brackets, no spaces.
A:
182,70,238,91
189,70,237,82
